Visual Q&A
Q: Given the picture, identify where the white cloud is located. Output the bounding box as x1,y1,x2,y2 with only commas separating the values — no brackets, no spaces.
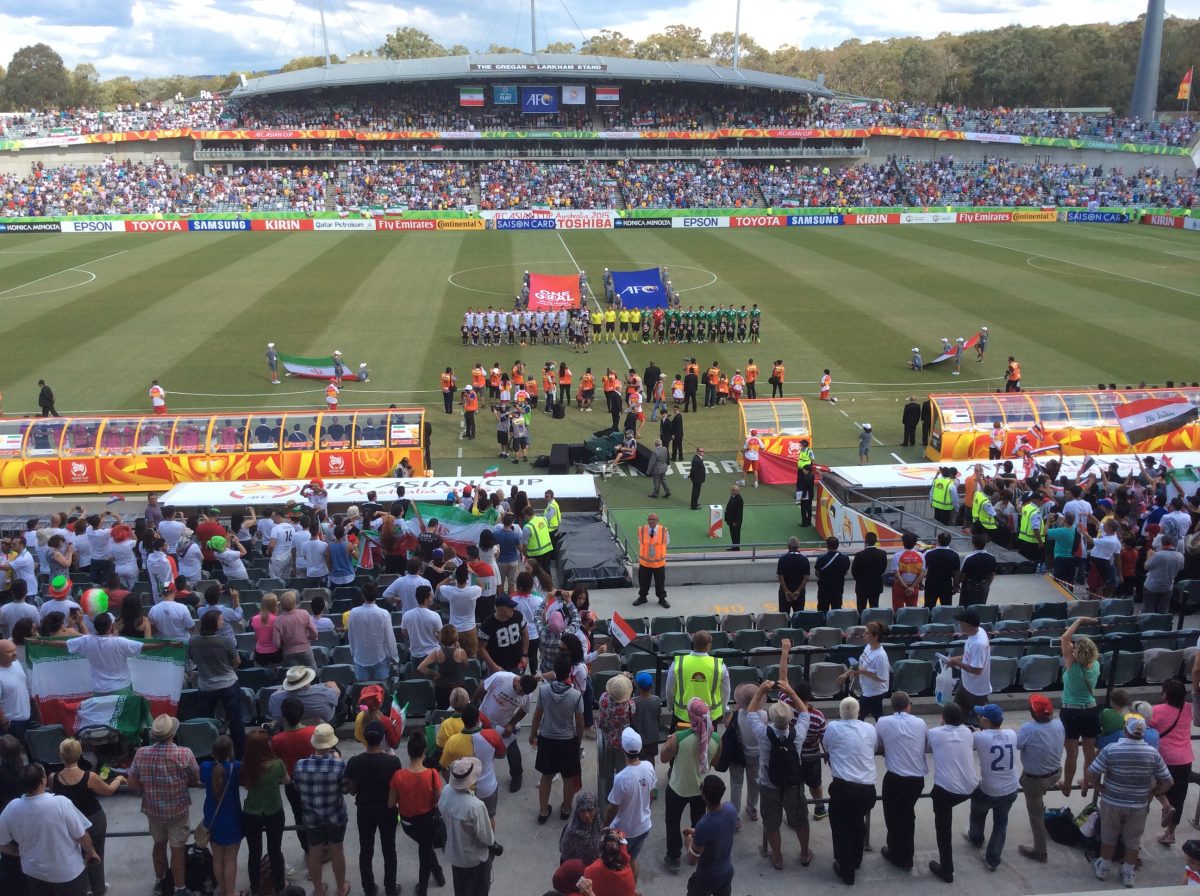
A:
0,0,1197,78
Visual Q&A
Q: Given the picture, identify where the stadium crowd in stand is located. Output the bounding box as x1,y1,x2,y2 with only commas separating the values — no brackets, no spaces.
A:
3,156,1197,215
1,92,1195,146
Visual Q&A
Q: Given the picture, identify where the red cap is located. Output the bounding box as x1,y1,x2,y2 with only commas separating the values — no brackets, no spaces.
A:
1029,694,1054,717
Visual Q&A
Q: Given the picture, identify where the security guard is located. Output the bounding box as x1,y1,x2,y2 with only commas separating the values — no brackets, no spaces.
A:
1017,491,1044,563
544,489,562,551
972,484,998,536
441,367,457,414
930,466,957,526
461,385,479,440
664,631,729,726
795,438,814,469
632,513,670,609
521,505,555,591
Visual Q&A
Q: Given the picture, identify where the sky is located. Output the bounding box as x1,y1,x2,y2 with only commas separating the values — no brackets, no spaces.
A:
0,0,1197,79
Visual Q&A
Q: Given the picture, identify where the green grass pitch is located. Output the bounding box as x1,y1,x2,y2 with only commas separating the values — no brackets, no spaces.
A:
0,223,1196,472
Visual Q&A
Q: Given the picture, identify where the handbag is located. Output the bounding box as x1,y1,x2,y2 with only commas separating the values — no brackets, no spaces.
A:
194,764,232,849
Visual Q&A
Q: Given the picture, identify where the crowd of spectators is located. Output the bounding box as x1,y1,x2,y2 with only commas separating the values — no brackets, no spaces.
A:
2,155,1196,215
2,91,1195,148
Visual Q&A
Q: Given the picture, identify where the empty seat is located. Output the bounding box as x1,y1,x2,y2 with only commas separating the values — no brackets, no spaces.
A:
235,632,257,654
726,665,760,696
1000,603,1035,622
331,645,353,665
895,607,930,627
973,605,1000,625
930,605,960,625
992,619,1029,637
1068,599,1101,618
763,664,808,696
685,614,719,634
657,633,692,655
255,577,286,592
720,613,754,633
319,664,358,690
1033,601,1068,620
827,644,862,667
590,671,618,703
771,628,808,649
708,631,732,651
625,652,658,676
732,629,769,654
808,662,847,699
990,638,1026,660
1016,655,1060,691
891,659,934,697
1029,618,1067,637
825,609,859,631
315,629,340,650
748,647,783,670
807,627,843,648
1099,598,1135,617
1100,650,1143,687
1142,648,1187,684
175,719,221,760
789,610,826,632
755,612,789,632
236,667,278,691
256,686,281,722
394,678,437,718
1138,613,1175,633
1101,615,1139,635
301,587,331,605
590,653,621,673
917,623,955,642
905,642,943,664
650,616,685,636
844,626,867,645
990,656,1019,693
177,689,208,722
861,608,895,627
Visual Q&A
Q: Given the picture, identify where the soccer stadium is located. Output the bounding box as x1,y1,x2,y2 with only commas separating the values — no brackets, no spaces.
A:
0,4,1198,895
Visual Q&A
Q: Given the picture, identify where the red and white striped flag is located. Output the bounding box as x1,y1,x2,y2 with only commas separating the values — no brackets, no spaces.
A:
1160,454,1174,470
610,612,637,648
1115,396,1198,448
1028,422,1046,446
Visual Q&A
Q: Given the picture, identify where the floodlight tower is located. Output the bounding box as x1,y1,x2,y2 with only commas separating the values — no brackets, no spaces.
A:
1130,0,1165,120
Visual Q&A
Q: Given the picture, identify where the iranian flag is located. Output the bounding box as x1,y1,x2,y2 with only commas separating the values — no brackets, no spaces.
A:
398,502,500,558
1115,396,1198,447
27,640,187,735
460,86,485,107
927,334,980,365
279,353,363,380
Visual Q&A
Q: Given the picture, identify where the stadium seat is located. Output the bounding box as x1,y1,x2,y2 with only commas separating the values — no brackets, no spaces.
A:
917,623,955,642
175,719,221,760
991,638,1026,660
894,607,929,627
657,633,691,655
826,644,862,667
726,665,760,696
973,605,1000,625
25,724,67,771
1029,618,1067,637
255,577,286,592
319,664,358,690
236,667,278,691
1100,615,1139,635
177,689,208,722
992,619,1029,637
1016,655,1060,691
1000,603,1034,622
650,616,685,636
788,610,825,632
930,606,960,625
256,687,281,722
807,663,846,700
904,642,943,664
844,625,867,645
315,629,340,650
235,632,257,654
891,659,935,697
590,671,618,703
770,628,807,649
807,627,843,649
330,645,353,666
1100,650,1143,687
310,646,330,669
748,647,782,670
1099,598,1135,617
860,608,894,627
394,679,437,719
762,664,807,696
1068,599,1101,618
720,613,754,633
1033,601,1067,620
732,629,769,653
1138,613,1174,633
824,609,859,631
301,587,331,605
685,614,719,634
1142,648,1187,684
590,653,621,674
755,612,789,632
708,631,732,651
625,652,658,676
989,656,1019,693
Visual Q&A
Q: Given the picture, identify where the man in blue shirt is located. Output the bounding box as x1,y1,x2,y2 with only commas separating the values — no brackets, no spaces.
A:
684,774,738,896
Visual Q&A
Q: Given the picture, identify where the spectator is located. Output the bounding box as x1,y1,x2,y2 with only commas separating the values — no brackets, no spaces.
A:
201,584,244,644
945,609,991,720
603,728,657,881
0,762,99,895
1151,678,1194,846
239,729,288,896
441,756,496,896
347,585,398,681
128,714,200,896
1016,693,1065,863
439,703,506,823
744,676,812,871
293,723,350,896
823,696,878,885
271,590,317,667
926,701,979,883
147,585,196,642
382,557,432,614
531,653,585,825
559,789,604,870
839,620,891,721
681,774,738,896
956,533,998,605
400,585,442,668
660,697,721,874
0,641,32,749
346,720,404,896
268,666,339,727
877,690,928,872
922,532,960,608
595,674,637,810
187,609,246,757
418,625,470,710
477,670,537,794
813,537,850,612
388,732,446,896
271,696,316,855
436,564,482,659
1142,534,1185,614
1087,714,1174,888
50,737,126,896
0,582,39,639
199,735,243,896
967,704,1020,871
1059,616,1101,797
477,595,529,675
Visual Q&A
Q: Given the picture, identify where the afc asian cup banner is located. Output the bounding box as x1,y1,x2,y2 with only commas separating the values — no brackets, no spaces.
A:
609,268,667,309
562,85,587,105
527,273,582,310
521,87,559,114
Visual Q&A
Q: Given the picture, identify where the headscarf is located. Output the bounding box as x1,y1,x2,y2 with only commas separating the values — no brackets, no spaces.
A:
688,696,714,774
558,789,602,865
599,829,630,872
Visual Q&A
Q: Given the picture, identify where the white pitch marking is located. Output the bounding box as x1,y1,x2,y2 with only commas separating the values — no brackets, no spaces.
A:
0,249,127,300
890,452,905,463
557,231,633,373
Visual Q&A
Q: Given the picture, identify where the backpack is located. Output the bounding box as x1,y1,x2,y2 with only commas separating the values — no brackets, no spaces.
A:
714,709,744,772
765,725,802,790
184,844,217,895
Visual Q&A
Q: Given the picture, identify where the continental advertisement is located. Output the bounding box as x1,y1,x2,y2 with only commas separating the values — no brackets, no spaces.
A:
0,126,1190,155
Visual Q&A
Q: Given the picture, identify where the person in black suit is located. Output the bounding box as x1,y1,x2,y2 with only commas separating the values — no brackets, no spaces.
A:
920,398,933,447
850,531,889,610
814,536,850,612
901,397,922,447
725,484,744,551
643,362,661,404
683,367,699,413
659,412,673,449
688,447,707,509
669,408,684,461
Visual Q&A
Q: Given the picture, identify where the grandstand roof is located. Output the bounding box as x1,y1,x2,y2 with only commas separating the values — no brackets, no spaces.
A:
230,53,833,99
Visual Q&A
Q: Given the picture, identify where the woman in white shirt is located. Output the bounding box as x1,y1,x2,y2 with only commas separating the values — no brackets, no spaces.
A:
840,620,891,721
175,529,203,586
145,538,174,603
109,525,140,590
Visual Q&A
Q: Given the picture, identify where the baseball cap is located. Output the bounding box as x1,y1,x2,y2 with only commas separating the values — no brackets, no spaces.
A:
495,595,517,609
1124,714,1147,737
1183,840,1200,861
635,671,654,691
978,704,1004,725
955,609,981,627
620,728,643,754
1029,694,1054,717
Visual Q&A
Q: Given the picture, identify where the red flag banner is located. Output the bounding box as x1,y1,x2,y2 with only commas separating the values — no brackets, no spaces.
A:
1115,396,1199,447
610,612,637,648
1179,67,1194,102
926,334,980,365
528,273,582,311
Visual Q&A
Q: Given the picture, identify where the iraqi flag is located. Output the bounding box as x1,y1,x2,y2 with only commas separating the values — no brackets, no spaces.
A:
278,353,363,381
927,334,980,365
610,611,638,648
27,640,187,735
1115,396,1198,447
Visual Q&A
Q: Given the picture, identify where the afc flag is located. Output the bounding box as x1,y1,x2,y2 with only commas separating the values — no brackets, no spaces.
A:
521,86,559,114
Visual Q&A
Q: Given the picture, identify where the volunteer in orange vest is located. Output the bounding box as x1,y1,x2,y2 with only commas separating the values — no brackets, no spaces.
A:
488,364,502,400
578,369,595,411
471,364,486,391
625,370,641,405
745,359,759,399
1005,356,1022,392
742,429,763,488
716,374,730,404
149,380,167,416
325,378,340,411
770,360,785,398
441,367,457,414
541,365,557,414
704,362,721,408
461,385,479,440
511,362,526,388
632,512,670,609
